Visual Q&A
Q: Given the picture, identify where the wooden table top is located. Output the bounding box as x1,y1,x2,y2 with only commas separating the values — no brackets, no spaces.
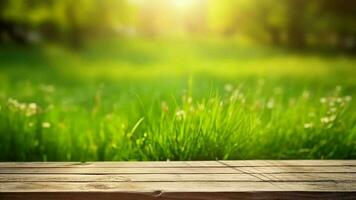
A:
0,160,355,200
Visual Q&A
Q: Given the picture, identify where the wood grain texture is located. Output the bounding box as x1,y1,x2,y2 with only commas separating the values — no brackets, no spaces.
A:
1,181,355,192
0,161,224,168
0,160,355,200
0,167,238,174
0,166,354,174
1,173,355,182
1,192,356,200
0,174,260,182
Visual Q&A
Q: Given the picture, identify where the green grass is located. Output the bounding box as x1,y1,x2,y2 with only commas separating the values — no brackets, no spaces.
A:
0,38,355,161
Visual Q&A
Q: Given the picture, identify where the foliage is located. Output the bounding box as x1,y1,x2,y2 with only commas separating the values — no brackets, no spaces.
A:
0,39,355,161
0,0,355,49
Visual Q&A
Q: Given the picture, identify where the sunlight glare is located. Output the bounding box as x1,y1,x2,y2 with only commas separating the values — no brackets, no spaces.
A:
171,0,195,9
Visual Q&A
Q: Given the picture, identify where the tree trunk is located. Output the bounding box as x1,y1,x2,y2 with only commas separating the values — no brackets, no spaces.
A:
286,0,306,48
0,19,29,44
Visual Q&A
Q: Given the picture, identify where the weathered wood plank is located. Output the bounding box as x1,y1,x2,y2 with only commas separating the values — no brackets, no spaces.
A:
0,182,279,192
236,166,356,173
1,192,355,200
253,173,356,182
0,174,260,182
1,166,354,174
0,161,224,168
0,167,238,174
1,182,355,192
0,161,355,200
1,173,355,182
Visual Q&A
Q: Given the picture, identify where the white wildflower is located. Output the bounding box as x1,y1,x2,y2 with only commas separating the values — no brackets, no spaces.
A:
267,99,274,109
329,107,337,113
18,103,26,110
304,123,313,129
28,103,37,110
224,84,233,92
175,110,186,121
336,98,343,103
329,115,337,122
28,122,34,127
8,98,19,107
42,122,51,128
8,98,17,104
320,98,327,104
320,117,329,124
26,103,38,116
345,96,352,102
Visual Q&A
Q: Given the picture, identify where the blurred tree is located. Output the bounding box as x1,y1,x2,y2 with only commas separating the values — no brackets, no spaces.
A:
182,0,208,35
0,0,355,50
285,0,307,48
250,0,287,45
317,0,356,50
0,0,132,46
64,0,84,47
210,0,355,50
0,0,29,44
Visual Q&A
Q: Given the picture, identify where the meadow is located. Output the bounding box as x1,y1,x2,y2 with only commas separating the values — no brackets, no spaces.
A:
0,38,355,161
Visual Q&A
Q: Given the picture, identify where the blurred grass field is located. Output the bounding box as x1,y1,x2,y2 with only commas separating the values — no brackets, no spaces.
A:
0,38,355,161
